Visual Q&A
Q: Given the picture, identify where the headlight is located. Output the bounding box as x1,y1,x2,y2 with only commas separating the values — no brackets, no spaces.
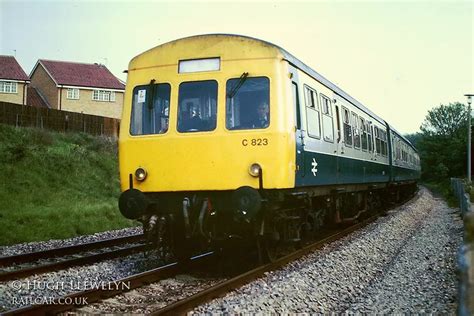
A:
248,163,261,177
135,167,147,181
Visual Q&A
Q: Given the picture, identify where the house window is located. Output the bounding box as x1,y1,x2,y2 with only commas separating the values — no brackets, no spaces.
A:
67,88,79,99
93,90,116,102
0,81,17,93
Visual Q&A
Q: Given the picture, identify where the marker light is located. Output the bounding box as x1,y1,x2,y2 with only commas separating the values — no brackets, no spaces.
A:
135,168,147,181
248,163,261,177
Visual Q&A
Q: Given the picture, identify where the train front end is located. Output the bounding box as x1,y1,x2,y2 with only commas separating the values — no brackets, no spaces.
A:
118,35,296,258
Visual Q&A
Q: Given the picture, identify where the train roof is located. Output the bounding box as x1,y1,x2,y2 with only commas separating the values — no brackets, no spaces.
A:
386,123,418,152
277,46,387,125
164,34,386,124
141,34,416,150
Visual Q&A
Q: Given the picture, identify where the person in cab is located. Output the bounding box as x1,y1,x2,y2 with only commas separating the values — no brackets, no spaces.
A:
250,101,269,128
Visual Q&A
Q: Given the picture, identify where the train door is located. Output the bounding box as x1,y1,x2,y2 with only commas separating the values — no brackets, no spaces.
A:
333,95,347,184
318,94,338,185
371,124,377,161
292,81,306,179
334,102,342,183
387,127,394,183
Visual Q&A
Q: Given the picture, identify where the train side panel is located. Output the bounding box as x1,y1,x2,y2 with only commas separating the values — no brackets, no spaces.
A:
291,67,390,188
389,126,421,182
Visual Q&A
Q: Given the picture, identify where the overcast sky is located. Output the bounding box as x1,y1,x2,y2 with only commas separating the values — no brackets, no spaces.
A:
1,0,472,134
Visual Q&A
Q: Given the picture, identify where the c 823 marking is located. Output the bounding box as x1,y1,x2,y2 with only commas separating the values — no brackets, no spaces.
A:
242,138,269,146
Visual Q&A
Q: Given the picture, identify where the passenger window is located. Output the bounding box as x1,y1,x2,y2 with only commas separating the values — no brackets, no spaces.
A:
304,86,321,139
335,105,341,143
321,95,334,142
352,112,361,149
178,80,217,133
397,140,401,160
343,107,353,146
130,83,170,135
381,131,387,156
368,123,373,152
226,77,269,130
375,127,381,155
360,117,368,151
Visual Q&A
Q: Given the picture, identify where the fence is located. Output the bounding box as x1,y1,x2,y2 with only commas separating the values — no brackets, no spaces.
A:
452,178,472,217
451,178,474,316
0,101,120,138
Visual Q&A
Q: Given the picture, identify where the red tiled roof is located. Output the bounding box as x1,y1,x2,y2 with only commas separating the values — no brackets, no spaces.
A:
27,86,49,108
37,59,125,90
0,56,29,81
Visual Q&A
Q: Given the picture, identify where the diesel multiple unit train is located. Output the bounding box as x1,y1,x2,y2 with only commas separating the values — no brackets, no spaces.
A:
118,34,420,261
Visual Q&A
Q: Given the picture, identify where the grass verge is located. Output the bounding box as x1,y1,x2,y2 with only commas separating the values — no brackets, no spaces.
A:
421,180,458,207
0,124,137,246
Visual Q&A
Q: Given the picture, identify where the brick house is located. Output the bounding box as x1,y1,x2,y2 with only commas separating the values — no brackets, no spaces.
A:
29,59,125,119
0,56,30,105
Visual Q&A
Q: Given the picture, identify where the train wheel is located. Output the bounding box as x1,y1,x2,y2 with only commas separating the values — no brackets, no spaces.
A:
256,213,295,263
257,232,286,263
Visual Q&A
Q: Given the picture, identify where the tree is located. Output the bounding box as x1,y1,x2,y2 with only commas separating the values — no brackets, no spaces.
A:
420,102,468,138
417,102,470,181
404,132,422,147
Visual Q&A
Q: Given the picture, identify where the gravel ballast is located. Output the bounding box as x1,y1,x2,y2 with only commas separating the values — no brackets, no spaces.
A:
0,226,145,312
0,227,142,257
194,188,463,314
0,188,463,313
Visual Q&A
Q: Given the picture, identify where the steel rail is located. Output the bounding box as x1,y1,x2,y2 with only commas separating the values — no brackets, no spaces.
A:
1,252,215,316
152,193,421,315
151,216,377,315
0,243,149,282
2,192,419,315
0,233,144,266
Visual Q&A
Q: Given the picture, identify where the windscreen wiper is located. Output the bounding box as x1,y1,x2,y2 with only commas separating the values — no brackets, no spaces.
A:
147,79,156,109
227,72,248,99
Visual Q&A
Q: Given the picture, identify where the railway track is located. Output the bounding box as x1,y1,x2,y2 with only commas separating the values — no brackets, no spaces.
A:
0,233,146,281
2,252,215,316
152,215,379,315
2,193,419,315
